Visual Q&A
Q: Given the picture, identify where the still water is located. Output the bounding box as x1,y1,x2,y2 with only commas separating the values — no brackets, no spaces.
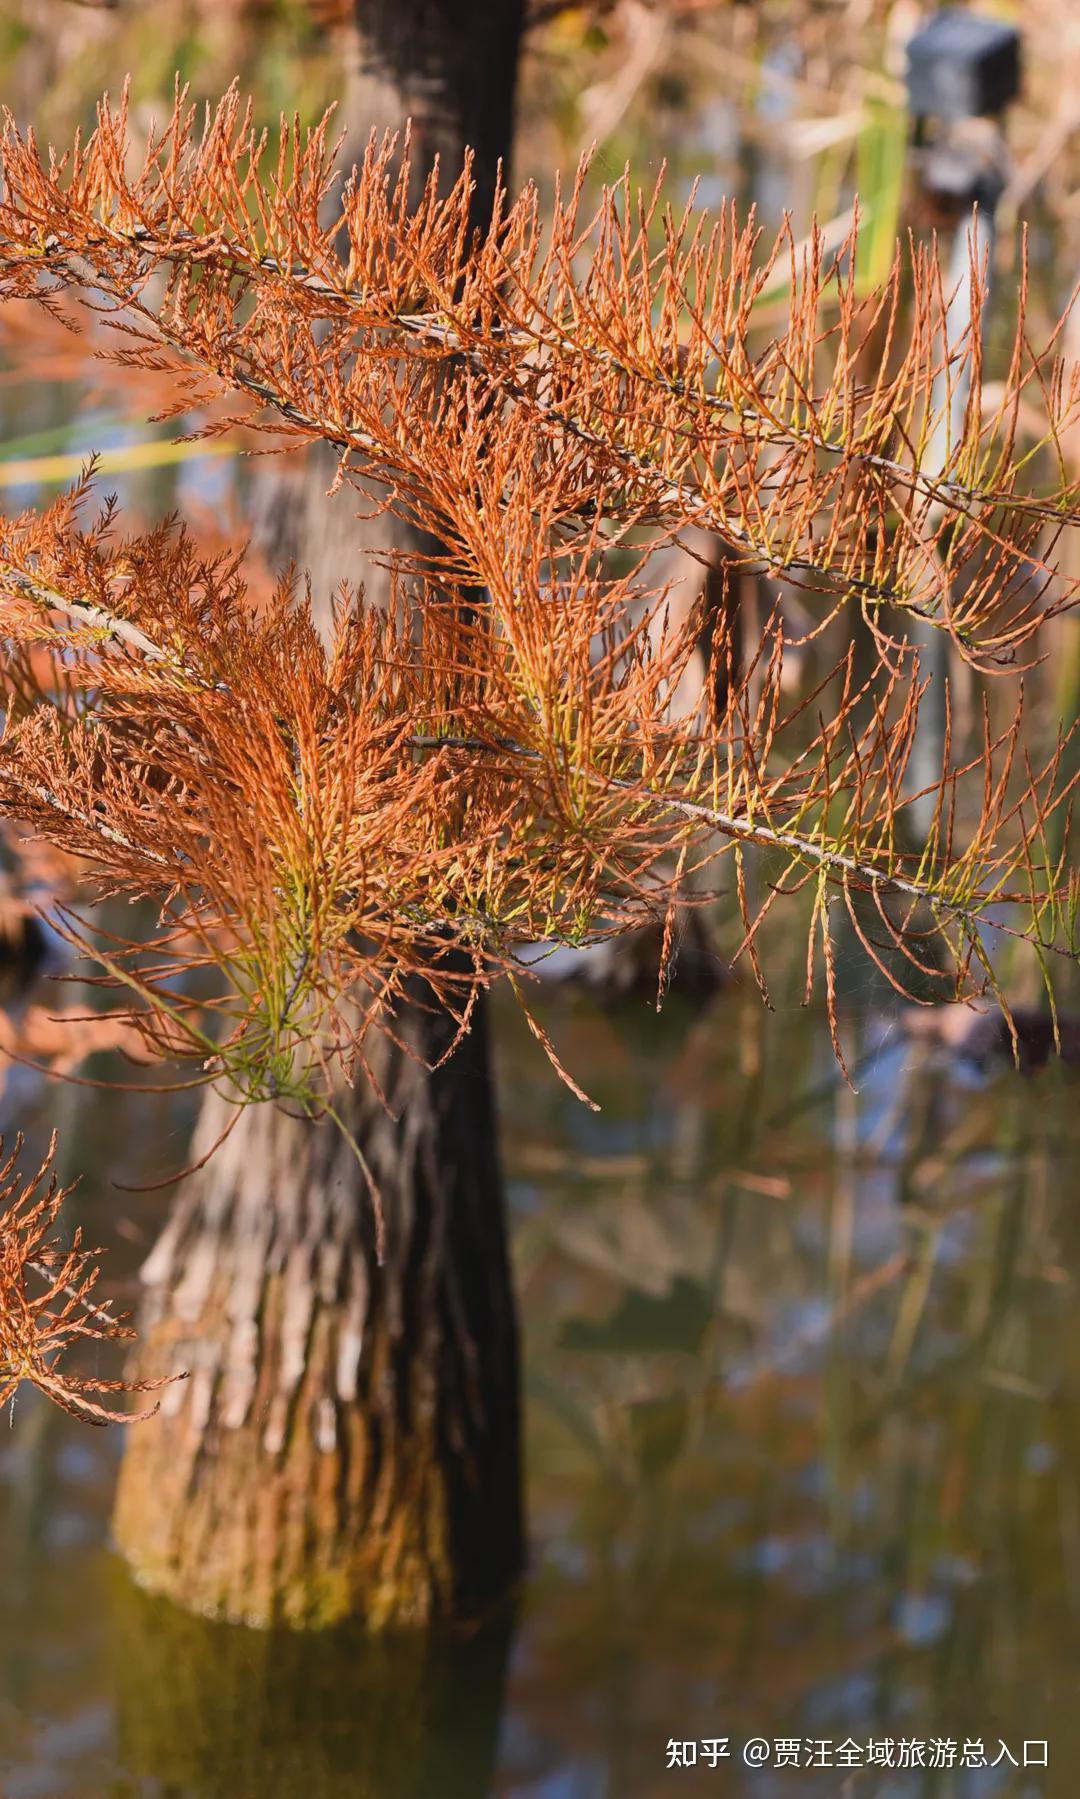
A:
0,2,1079,1795
0,977,1078,1798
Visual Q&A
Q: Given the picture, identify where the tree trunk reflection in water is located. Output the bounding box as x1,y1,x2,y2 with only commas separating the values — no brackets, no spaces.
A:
109,1569,514,1797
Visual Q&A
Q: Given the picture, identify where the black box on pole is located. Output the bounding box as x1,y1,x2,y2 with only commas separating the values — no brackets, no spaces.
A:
905,10,1021,121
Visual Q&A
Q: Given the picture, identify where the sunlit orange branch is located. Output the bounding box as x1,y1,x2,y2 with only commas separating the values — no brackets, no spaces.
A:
0,1131,185,1423
2,86,1078,664
0,81,1072,1120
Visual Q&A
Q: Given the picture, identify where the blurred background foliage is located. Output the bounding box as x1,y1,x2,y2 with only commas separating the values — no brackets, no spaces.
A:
0,0,1079,1794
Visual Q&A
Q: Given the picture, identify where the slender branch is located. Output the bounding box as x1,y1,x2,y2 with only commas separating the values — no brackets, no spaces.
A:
0,766,175,867
43,221,1080,528
410,733,1074,952
27,1257,124,1331
2,563,188,670
18,246,1024,638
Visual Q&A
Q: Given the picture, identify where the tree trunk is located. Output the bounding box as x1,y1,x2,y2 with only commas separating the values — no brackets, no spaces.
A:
113,981,521,1627
113,0,527,1628
293,0,524,613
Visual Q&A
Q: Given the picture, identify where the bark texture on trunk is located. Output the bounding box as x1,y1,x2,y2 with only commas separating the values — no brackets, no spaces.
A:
113,0,526,1629
114,982,521,1628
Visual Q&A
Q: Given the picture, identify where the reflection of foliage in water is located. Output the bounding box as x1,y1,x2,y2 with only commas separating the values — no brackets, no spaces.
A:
501,943,1080,1795
0,881,1076,1795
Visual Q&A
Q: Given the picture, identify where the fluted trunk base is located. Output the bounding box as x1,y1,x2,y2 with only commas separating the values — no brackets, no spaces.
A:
113,990,522,1630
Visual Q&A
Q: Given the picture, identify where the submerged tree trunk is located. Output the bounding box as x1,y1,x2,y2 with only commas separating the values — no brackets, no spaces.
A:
114,0,527,1628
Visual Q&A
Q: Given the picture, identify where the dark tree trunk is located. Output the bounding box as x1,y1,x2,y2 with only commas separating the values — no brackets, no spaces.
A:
291,0,526,620
339,0,523,215
113,0,527,1629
